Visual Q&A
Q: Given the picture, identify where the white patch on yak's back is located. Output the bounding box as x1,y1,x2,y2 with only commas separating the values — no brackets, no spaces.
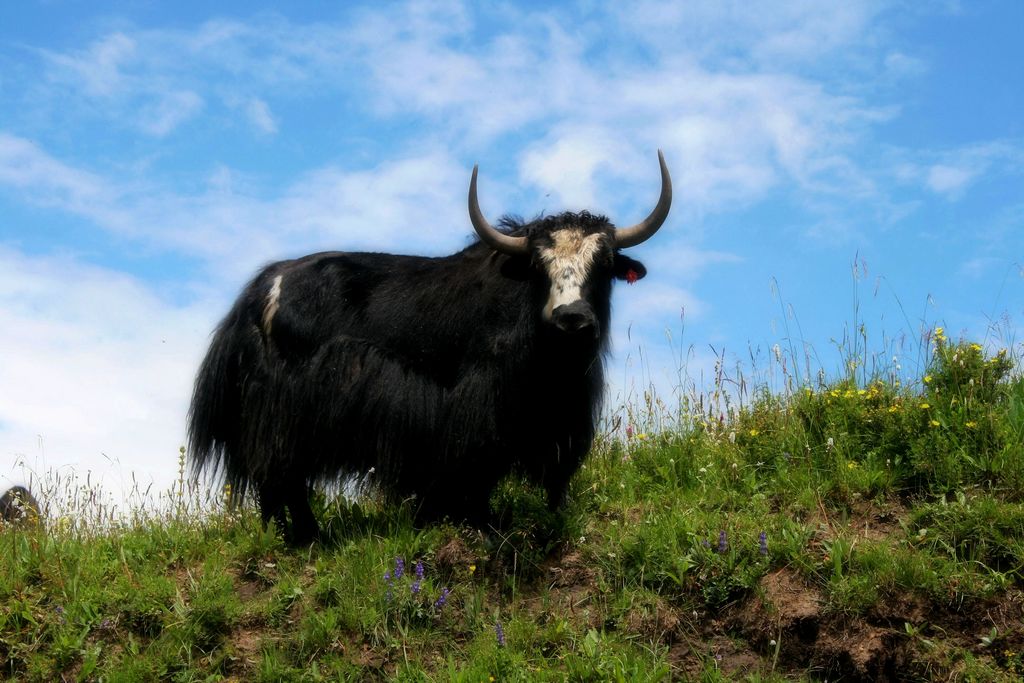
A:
537,229,605,319
262,274,283,335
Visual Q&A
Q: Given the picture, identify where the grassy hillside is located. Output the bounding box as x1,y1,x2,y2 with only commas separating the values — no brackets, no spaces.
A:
3,332,1023,681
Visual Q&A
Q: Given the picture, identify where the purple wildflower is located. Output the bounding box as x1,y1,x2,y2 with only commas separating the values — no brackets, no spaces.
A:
411,580,421,595
55,605,66,624
415,559,424,580
434,587,450,610
383,570,394,602
394,557,405,580
701,539,711,549
759,531,768,556
495,620,506,647
718,530,728,553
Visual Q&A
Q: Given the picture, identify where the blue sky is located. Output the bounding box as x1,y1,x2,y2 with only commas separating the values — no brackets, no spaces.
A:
1,1,1022,504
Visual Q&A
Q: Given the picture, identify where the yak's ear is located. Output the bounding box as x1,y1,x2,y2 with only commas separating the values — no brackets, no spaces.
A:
613,254,647,282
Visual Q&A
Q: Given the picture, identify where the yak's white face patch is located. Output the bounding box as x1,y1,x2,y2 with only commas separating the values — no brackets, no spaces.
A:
262,274,283,335
537,229,606,319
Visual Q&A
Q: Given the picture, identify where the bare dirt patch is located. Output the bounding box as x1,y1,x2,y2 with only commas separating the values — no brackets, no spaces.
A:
725,568,913,680
544,549,595,589
733,569,823,665
668,634,764,680
225,626,264,676
623,596,683,645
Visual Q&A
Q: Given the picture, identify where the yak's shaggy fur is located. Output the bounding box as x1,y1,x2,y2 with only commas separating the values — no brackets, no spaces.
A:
0,485,40,526
189,212,650,543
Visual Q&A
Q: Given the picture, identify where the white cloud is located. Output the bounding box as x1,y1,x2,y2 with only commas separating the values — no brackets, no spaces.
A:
0,133,104,199
926,164,975,196
613,1,884,66
139,89,204,136
244,97,277,134
7,1,909,238
0,247,218,504
519,129,640,209
222,94,280,134
23,2,893,202
39,26,242,136
749,3,880,63
0,133,142,235
617,281,707,324
898,141,1024,200
884,51,928,78
0,133,470,280
640,245,744,281
267,153,470,255
149,151,471,276
44,32,137,97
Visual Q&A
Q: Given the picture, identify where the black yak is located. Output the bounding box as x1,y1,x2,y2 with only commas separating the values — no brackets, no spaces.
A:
0,485,40,526
189,151,671,543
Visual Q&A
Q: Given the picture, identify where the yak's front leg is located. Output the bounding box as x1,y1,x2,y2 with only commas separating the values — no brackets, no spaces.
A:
258,481,288,535
285,485,319,545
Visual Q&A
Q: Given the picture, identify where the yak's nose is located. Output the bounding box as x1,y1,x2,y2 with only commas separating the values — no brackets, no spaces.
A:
551,301,599,337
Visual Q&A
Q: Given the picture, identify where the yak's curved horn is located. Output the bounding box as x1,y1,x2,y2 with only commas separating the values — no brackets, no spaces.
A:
614,150,672,249
469,164,530,255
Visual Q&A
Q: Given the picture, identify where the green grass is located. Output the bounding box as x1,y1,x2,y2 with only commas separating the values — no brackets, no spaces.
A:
2,334,1023,681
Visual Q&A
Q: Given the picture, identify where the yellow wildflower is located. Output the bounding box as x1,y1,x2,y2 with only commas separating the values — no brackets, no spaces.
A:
923,375,932,383
469,564,476,575
919,402,930,409
637,433,648,441
970,343,982,352
847,461,858,470
930,420,940,427
857,389,867,396
748,429,759,437
888,405,900,413
965,421,977,429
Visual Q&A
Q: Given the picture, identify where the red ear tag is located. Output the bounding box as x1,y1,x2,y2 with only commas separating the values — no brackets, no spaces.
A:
626,268,639,284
